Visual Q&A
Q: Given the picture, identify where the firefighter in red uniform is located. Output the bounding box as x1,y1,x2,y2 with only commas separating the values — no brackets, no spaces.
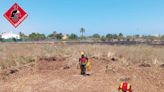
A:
79,51,88,75
118,81,132,92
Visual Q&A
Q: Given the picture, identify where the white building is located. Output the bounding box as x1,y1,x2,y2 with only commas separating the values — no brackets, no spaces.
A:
0,31,20,39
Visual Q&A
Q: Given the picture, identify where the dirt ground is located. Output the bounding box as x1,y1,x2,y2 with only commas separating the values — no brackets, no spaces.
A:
0,44,164,92
0,56,164,92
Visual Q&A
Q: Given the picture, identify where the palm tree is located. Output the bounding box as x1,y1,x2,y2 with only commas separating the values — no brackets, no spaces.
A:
80,27,85,40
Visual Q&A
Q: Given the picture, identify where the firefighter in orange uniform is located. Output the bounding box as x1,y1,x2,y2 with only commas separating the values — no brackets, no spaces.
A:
118,81,132,92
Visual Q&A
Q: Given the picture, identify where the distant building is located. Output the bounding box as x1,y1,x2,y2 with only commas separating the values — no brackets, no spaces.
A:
0,31,20,39
62,34,68,40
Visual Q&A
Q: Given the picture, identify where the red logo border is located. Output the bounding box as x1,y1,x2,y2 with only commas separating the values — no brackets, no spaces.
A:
3,3,28,28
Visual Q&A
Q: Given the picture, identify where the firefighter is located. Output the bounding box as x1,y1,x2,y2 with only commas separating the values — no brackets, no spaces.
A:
118,81,132,92
79,51,88,75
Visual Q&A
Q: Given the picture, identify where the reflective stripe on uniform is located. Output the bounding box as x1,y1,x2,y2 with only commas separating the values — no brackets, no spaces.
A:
120,82,123,89
127,83,131,90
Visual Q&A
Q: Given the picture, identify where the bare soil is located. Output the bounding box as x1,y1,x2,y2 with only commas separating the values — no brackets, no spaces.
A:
0,55,163,92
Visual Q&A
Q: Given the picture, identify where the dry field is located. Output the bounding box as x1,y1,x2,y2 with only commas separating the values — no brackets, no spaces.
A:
0,43,164,92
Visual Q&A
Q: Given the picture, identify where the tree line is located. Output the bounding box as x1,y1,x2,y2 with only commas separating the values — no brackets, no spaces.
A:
19,27,164,42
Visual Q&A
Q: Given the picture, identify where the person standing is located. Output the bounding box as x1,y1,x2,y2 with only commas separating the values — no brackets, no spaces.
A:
79,51,88,75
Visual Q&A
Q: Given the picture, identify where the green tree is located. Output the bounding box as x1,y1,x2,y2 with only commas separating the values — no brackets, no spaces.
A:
29,33,46,41
48,31,63,40
113,34,118,39
92,33,100,38
101,35,106,41
56,33,63,40
48,31,57,39
118,33,123,37
69,33,78,40
106,34,113,41
80,27,85,40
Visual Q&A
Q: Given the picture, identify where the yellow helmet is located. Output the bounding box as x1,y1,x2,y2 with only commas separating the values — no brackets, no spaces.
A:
81,51,85,55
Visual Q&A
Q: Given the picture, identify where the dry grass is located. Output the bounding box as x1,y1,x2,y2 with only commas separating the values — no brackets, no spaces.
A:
0,43,164,70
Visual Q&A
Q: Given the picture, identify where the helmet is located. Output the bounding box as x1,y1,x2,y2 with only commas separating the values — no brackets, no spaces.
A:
81,51,85,56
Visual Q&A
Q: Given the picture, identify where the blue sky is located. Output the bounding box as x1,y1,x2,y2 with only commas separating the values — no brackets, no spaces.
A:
0,0,164,36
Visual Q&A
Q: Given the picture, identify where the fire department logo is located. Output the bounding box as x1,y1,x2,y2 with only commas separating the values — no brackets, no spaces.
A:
4,3,28,28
